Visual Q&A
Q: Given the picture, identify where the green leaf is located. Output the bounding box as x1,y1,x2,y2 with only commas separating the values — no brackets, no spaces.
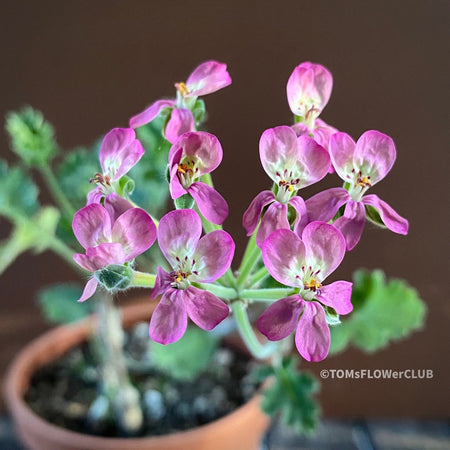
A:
260,358,319,434
150,326,219,382
37,283,92,324
0,159,39,218
330,270,427,354
5,107,57,167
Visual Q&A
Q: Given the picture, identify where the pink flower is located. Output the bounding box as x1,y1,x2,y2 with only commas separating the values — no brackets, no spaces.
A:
257,222,353,362
306,130,409,250
149,209,234,344
243,126,330,247
168,131,229,225
72,203,157,302
287,62,337,153
129,61,232,143
87,128,144,204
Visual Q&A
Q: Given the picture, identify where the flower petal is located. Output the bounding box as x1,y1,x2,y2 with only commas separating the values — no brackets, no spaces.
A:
129,99,175,129
72,204,112,249
305,187,351,223
295,135,330,188
354,130,396,185
158,209,202,266
186,60,232,97
164,109,195,144
316,281,353,315
77,278,98,303
169,147,188,199
287,62,333,118
257,295,304,341
99,128,144,180
149,289,187,345
150,266,173,300
261,229,305,288
183,286,229,330
111,208,157,260
312,119,338,152
295,301,330,362
259,126,298,182
301,221,346,280
242,190,275,236
256,201,290,248
74,243,126,271
333,201,366,250
362,194,409,234
191,230,235,282
86,187,103,205
329,132,357,181
169,131,223,176
189,182,229,225
289,195,308,235
103,193,133,223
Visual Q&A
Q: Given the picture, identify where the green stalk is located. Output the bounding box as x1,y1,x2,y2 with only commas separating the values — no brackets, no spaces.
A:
130,271,156,288
249,265,270,287
194,282,237,300
231,301,278,360
236,232,261,289
240,288,293,301
39,163,76,218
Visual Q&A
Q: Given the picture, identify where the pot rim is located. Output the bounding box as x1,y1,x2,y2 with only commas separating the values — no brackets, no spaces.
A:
3,299,267,448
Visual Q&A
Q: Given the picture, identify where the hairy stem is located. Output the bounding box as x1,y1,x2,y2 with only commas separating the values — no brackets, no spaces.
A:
39,163,76,219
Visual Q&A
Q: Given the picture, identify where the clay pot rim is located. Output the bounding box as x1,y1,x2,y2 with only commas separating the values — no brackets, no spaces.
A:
4,300,266,448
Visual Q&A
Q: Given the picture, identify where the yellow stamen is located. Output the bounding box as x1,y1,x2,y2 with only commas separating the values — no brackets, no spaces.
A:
175,81,189,96
356,176,371,188
304,279,322,291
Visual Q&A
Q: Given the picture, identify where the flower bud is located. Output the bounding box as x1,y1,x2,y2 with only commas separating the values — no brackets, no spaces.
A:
95,264,133,291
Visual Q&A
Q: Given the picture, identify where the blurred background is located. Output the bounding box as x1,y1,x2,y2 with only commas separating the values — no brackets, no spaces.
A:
0,0,448,420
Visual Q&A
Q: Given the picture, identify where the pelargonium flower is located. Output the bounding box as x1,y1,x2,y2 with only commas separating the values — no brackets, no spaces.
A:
72,203,156,302
257,222,352,362
168,131,228,224
243,126,330,247
129,61,232,143
287,62,337,152
306,130,409,250
149,209,234,344
87,128,144,204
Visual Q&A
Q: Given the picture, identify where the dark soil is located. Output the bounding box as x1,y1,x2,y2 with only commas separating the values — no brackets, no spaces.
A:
24,322,261,438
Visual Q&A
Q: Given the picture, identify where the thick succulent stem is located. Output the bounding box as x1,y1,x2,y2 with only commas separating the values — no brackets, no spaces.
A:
94,293,143,434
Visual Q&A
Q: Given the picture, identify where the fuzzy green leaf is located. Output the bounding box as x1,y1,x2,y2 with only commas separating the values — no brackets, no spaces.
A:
5,107,57,167
330,270,426,354
0,159,39,218
260,358,319,434
150,326,219,382
38,283,92,324
95,265,133,291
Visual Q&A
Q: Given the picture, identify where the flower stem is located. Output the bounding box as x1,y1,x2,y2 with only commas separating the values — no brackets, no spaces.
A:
39,163,76,218
236,232,261,290
195,282,237,300
240,288,293,301
249,265,270,287
130,271,156,288
231,301,278,360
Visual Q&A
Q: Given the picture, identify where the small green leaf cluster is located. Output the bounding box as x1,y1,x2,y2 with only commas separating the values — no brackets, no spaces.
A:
256,357,319,434
330,270,426,354
5,107,57,167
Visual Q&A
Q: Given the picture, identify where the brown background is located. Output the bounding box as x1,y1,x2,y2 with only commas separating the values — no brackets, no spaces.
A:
0,0,449,417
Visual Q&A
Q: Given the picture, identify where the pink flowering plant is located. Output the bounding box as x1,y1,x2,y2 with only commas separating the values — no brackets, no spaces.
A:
2,61,425,435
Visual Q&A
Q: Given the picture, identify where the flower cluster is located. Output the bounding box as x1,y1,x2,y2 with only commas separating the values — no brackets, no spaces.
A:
71,60,408,363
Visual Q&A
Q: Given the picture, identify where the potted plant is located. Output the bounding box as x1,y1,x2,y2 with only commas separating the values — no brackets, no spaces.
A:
2,60,426,449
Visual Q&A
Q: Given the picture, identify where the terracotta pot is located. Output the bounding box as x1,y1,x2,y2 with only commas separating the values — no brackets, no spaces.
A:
4,300,271,450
